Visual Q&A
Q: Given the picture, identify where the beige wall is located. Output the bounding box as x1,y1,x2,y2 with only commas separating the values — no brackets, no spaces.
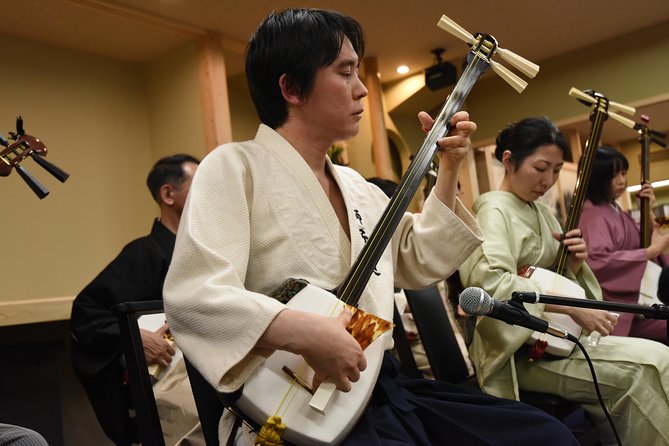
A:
0,34,156,303
143,41,208,159
0,33,233,306
3,18,669,306
227,75,261,142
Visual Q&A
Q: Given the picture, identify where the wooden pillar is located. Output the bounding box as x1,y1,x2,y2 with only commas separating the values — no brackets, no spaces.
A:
562,127,582,163
363,57,394,179
197,32,233,150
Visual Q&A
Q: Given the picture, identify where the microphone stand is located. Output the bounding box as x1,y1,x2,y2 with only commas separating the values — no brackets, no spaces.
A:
511,291,669,340
513,291,669,446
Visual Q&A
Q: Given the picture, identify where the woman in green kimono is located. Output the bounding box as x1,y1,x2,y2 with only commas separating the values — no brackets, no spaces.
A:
458,116,669,446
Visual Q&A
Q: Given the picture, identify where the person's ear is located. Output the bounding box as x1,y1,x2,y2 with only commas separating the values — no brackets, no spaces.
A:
159,183,174,206
279,73,302,105
501,150,513,172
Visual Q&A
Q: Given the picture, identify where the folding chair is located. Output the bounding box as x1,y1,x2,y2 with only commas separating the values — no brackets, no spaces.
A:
402,285,600,446
391,301,423,379
113,300,166,446
114,300,253,446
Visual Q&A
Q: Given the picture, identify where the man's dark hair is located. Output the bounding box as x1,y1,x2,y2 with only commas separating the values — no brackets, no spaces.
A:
245,8,365,129
495,116,569,170
146,154,200,202
586,145,629,205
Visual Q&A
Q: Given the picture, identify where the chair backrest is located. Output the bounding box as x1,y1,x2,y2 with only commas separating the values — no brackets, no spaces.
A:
403,285,471,383
391,302,423,379
113,300,252,446
113,300,166,446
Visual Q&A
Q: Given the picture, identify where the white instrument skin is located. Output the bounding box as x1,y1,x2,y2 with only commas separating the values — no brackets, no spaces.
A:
522,267,584,356
640,260,663,306
236,284,386,446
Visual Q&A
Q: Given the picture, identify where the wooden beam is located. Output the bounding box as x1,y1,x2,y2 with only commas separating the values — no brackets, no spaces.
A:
562,127,582,163
198,33,233,150
649,150,669,163
0,296,74,327
65,0,206,36
363,57,394,180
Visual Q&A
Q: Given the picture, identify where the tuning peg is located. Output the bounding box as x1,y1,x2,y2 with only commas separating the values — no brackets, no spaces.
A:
30,152,70,183
608,111,636,129
650,129,666,137
495,47,539,79
490,60,527,93
652,136,668,148
15,164,49,199
16,116,25,136
568,87,597,105
569,87,636,129
0,134,8,147
437,13,539,94
608,100,635,116
437,15,476,45
437,15,539,79
569,87,636,116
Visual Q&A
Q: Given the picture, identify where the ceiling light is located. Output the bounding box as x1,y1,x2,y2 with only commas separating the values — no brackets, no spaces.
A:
396,65,409,75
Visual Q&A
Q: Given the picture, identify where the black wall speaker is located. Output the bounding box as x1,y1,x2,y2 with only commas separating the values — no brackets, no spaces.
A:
425,62,457,91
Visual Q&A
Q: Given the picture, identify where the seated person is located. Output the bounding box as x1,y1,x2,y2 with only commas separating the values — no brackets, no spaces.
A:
164,8,580,446
70,154,202,446
458,116,669,445
580,145,669,343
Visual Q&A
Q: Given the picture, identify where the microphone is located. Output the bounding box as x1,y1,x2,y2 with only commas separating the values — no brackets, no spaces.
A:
459,287,577,341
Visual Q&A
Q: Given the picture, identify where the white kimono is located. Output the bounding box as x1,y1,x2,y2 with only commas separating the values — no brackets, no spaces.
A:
163,124,483,443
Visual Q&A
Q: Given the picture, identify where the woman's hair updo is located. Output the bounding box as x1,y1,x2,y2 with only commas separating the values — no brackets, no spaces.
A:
494,116,569,170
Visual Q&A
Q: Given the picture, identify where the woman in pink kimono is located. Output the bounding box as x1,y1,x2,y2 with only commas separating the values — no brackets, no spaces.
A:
580,145,669,343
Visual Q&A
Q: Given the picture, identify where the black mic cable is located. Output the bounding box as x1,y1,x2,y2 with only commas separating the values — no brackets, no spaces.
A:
460,287,622,446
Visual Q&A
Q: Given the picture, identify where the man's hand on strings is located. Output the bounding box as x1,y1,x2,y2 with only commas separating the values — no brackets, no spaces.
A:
418,110,476,209
258,308,366,393
305,309,367,392
418,110,477,172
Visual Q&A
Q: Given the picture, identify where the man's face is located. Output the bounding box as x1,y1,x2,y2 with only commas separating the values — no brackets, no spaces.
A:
298,37,368,143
